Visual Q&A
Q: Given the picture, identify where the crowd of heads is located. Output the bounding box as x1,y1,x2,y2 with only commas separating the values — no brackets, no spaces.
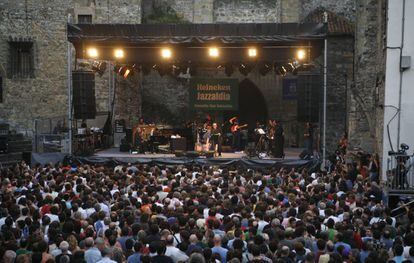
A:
0,157,413,263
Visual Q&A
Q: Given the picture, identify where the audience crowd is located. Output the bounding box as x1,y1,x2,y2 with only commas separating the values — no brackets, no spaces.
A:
0,156,413,263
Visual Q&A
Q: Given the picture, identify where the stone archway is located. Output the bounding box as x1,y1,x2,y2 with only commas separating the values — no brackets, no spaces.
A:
225,78,268,130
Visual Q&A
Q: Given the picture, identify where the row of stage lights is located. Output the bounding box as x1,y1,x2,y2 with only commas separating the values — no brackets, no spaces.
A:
87,47,309,79
86,46,307,61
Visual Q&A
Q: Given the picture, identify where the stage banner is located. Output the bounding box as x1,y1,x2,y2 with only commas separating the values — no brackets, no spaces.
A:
189,78,238,110
282,78,298,100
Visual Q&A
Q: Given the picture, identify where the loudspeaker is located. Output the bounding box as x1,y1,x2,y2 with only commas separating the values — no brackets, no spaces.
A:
73,71,96,119
171,138,186,152
297,75,321,123
125,128,133,144
120,138,131,152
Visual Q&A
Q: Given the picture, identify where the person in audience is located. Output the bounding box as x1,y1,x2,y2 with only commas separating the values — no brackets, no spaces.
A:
0,152,411,263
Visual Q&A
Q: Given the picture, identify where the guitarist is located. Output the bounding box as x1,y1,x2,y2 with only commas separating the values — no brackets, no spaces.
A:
230,117,247,152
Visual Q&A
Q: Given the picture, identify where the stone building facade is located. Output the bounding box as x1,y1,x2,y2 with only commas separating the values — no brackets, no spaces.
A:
0,0,385,155
141,0,357,152
348,0,386,154
0,0,142,135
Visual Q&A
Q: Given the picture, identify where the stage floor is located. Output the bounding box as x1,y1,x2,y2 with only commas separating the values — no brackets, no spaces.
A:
94,147,304,160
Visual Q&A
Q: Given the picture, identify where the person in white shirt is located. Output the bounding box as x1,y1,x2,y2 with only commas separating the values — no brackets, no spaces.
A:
96,247,116,263
165,235,189,263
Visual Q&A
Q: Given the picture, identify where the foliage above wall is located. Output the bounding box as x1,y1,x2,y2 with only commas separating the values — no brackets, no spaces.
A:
143,4,189,24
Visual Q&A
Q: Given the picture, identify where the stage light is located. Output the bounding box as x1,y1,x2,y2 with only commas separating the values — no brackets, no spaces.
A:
87,47,98,58
258,62,271,76
153,64,167,76
172,64,181,77
296,49,306,60
224,63,234,77
239,63,253,76
284,62,296,72
91,61,107,76
114,49,124,59
208,47,219,58
275,64,287,76
248,48,257,58
118,66,132,78
132,64,140,73
161,48,172,59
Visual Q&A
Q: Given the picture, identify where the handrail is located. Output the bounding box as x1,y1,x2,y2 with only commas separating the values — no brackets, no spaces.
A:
391,199,414,217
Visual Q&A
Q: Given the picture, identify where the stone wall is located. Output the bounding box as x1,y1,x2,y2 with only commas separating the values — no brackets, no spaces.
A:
0,0,71,134
214,0,280,23
301,0,355,22
0,0,142,134
325,37,354,152
348,0,386,153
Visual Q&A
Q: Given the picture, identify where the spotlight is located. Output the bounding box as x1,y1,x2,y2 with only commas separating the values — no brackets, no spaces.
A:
248,48,257,58
114,49,124,59
87,47,98,58
161,48,172,59
296,63,315,72
91,61,107,76
284,62,296,73
118,66,132,78
208,47,219,58
274,64,287,76
238,63,253,76
224,63,234,77
153,64,167,77
258,62,271,76
296,49,306,61
172,64,181,77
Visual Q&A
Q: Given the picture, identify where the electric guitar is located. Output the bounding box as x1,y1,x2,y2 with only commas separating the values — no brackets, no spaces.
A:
231,124,248,133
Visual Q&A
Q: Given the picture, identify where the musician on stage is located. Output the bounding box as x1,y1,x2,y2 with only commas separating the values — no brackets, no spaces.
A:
266,119,276,154
230,117,242,152
211,122,222,157
133,117,155,153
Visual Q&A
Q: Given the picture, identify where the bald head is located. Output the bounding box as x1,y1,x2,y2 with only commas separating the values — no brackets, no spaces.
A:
189,234,198,243
85,237,94,248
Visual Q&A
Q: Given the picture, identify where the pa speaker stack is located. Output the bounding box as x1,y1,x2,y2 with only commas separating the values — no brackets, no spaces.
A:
72,71,96,120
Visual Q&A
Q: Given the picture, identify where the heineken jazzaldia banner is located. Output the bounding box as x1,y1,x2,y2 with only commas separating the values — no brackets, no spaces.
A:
189,78,238,110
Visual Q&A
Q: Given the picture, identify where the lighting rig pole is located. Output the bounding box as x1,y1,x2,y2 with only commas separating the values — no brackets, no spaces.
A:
322,12,328,170
67,14,73,155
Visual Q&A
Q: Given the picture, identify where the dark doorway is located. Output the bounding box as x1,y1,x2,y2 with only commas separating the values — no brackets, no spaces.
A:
224,78,268,131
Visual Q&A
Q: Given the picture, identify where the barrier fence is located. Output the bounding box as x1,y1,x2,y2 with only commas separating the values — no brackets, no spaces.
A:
387,154,414,190
33,117,70,153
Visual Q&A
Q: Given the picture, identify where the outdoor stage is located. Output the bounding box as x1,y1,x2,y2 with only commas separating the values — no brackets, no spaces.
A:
62,147,319,171
94,147,305,160
30,147,320,171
